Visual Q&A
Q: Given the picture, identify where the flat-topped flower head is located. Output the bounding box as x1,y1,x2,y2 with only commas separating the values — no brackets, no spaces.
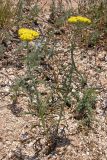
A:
18,28,40,41
68,16,91,24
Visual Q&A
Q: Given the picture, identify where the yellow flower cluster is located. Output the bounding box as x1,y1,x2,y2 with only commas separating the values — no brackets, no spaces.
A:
18,28,40,41
68,16,91,24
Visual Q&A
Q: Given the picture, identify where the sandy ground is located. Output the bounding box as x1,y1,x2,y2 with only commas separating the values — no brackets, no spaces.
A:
0,0,107,160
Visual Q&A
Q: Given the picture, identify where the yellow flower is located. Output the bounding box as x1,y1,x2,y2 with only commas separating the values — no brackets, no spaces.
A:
18,28,40,41
68,16,91,24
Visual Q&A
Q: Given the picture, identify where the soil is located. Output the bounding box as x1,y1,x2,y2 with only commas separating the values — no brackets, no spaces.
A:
0,0,107,160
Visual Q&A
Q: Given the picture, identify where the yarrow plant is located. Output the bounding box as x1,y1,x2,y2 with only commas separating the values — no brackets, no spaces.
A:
12,0,95,153
18,28,40,41
66,15,96,127
67,16,91,24
65,16,92,87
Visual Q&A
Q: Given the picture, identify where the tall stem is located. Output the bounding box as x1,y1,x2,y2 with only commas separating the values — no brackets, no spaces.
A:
70,28,86,86
26,42,47,134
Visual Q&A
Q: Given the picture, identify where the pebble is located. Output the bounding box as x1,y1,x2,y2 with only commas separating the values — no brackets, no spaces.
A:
105,55,107,62
20,132,29,142
4,86,10,92
6,141,11,145
28,141,35,148
98,51,106,61
0,142,3,150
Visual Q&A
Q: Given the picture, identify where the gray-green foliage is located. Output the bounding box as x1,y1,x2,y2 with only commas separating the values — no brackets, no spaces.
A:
11,0,100,154
77,88,96,126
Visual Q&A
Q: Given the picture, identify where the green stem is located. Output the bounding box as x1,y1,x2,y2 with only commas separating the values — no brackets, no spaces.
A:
70,29,86,86
26,41,47,134
55,104,64,136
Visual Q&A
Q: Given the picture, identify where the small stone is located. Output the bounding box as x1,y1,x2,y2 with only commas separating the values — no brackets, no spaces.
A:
12,26,17,32
105,99,107,108
98,51,106,61
8,151,14,158
4,86,10,92
20,132,29,142
6,141,11,145
28,141,35,147
86,151,90,155
0,142,3,150
105,55,107,62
